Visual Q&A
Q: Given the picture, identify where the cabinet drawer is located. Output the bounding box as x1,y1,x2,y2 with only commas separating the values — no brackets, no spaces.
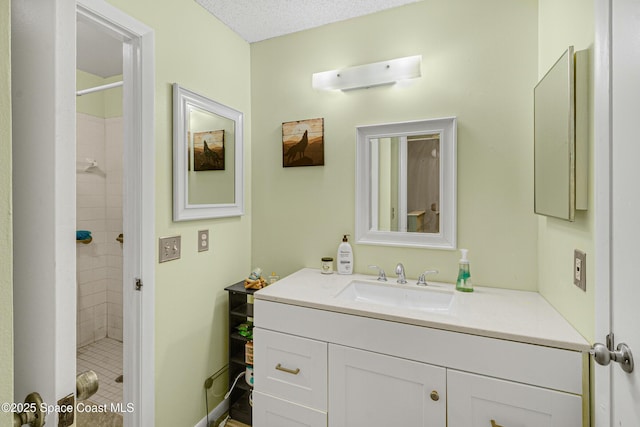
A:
253,391,327,427
448,370,583,427
254,328,327,410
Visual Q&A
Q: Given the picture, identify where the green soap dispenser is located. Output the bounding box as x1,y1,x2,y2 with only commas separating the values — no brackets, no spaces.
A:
456,249,473,292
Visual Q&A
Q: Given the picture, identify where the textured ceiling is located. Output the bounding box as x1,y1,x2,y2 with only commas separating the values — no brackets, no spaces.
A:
195,0,422,43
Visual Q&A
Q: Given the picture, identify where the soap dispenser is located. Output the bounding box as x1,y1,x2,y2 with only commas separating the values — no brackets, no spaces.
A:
337,234,353,275
456,249,473,292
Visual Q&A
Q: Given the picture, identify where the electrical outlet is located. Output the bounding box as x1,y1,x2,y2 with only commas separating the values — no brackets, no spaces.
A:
159,235,181,263
198,230,209,252
574,249,586,291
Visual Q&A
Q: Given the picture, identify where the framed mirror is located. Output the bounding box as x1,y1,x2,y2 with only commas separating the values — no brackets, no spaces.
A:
173,83,244,221
355,117,457,249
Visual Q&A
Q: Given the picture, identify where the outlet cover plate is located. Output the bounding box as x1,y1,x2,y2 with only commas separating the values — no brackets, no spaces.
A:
198,230,209,252
574,249,586,291
159,235,181,263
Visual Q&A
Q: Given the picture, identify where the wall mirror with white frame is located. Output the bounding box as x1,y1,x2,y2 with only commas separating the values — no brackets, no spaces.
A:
355,117,457,249
173,83,244,221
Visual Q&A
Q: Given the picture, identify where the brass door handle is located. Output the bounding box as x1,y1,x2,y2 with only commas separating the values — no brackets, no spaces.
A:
275,363,300,375
12,392,45,427
490,420,504,427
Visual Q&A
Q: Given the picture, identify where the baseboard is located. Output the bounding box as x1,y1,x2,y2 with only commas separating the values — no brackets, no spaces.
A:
194,398,229,427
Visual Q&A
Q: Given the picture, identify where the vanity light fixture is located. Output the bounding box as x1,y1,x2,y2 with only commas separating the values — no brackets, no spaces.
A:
312,55,422,91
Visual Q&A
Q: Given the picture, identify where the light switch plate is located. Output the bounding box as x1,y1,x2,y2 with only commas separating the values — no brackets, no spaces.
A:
198,230,209,252
574,249,586,291
159,236,181,263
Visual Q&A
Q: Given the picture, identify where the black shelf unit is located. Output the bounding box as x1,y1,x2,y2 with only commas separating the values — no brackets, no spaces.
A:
225,281,256,425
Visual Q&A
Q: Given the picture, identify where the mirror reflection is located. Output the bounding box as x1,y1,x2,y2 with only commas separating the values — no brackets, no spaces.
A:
372,134,440,234
356,117,456,249
188,106,235,205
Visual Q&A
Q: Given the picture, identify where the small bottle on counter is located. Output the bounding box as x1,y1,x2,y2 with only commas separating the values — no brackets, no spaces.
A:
455,249,473,292
321,257,334,274
337,234,353,275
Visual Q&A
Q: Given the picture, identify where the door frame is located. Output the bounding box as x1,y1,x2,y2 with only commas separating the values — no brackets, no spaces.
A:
594,0,612,425
76,1,156,425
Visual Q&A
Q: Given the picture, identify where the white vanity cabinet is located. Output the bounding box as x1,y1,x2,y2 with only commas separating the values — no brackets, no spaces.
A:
252,269,590,427
253,300,588,427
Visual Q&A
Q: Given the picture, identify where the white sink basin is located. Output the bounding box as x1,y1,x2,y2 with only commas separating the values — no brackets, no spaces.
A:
335,280,454,313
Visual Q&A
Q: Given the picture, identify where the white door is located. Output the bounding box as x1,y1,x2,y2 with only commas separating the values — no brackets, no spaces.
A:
12,0,155,425
609,0,640,423
594,0,640,425
328,344,446,427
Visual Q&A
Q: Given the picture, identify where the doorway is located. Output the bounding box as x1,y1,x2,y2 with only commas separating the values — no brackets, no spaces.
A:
75,19,125,418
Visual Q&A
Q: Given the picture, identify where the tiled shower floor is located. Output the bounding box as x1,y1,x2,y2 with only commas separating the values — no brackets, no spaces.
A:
77,337,123,406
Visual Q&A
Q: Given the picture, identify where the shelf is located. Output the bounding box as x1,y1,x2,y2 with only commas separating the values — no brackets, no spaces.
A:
230,390,252,425
230,303,254,318
231,332,251,342
227,279,253,425
225,281,258,295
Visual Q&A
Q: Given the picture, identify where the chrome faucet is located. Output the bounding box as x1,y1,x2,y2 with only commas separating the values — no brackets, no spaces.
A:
368,265,387,281
417,269,439,286
395,263,407,284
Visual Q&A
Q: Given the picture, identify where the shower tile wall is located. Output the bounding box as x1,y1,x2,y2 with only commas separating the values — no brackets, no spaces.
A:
77,112,123,347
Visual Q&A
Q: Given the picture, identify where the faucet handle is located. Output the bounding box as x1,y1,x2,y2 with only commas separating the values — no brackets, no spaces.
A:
368,265,387,281
417,269,439,286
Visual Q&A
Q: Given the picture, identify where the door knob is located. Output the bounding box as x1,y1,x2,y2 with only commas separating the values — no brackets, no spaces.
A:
12,392,44,427
76,370,99,401
591,342,634,373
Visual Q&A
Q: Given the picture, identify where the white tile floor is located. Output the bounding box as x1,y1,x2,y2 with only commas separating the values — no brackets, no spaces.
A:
77,337,123,406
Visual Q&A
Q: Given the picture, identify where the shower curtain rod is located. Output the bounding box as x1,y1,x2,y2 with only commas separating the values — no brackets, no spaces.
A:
76,80,123,97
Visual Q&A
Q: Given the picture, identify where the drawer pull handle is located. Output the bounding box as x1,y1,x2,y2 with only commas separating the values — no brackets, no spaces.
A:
490,421,504,427
275,363,300,375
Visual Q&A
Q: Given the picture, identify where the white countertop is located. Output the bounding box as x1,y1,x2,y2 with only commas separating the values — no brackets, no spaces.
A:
254,268,590,351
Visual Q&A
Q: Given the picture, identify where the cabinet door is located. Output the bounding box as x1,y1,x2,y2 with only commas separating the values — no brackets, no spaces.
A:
448,370,583,427
328,344,446,427
253,391,327,427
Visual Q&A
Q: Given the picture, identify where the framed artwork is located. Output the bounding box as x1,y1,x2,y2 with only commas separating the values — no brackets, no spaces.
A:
193,130,225,171
282,118,324,167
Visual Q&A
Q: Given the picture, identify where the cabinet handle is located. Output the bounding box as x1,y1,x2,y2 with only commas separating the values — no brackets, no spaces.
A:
275,363,300,375
490,420,504,427
430,390,440,401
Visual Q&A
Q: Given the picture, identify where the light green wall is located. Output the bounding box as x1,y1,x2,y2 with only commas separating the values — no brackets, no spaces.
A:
103,1,252,425
537,0,595,342
251,0,539,289
76,70,123,118
0,0,13,424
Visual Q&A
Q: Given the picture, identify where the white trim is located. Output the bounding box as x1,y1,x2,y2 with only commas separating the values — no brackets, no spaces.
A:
593,0,612,425
355,117,457,249
76,1,156,426
172,83,245,221
194,398,230,427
